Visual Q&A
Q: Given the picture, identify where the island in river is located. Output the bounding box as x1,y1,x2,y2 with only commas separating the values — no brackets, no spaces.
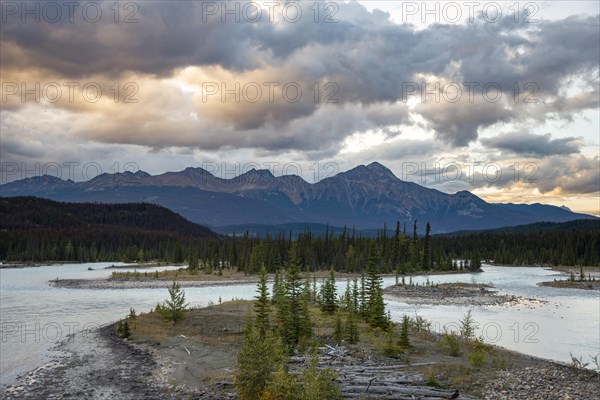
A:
5,264,599,400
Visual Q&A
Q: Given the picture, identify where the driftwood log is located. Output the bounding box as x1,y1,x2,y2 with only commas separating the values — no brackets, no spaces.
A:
289,346,471,400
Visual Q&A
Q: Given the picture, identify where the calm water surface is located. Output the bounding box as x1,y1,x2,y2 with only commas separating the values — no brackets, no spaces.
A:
1,263,598,386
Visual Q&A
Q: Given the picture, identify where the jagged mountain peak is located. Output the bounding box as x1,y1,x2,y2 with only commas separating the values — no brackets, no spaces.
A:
228,168,277,188
247,168,275,178
126,170,151,177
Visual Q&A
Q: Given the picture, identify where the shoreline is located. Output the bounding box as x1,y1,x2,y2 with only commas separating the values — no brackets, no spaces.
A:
49,268,481,290
1,324,184,399
538,266,600,291
538,280,600,291
2,303,598,399
49,265,595,295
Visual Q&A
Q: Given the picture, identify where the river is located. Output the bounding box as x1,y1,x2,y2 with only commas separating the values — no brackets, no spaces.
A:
1,263,598,386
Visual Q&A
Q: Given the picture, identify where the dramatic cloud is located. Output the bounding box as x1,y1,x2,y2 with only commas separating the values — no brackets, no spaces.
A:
2,1,598,149
481,132,582,156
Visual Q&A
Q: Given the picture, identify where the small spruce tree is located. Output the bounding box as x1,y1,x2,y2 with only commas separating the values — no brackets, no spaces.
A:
235,323,286,400
254,265,271,335
345,313,360,344
333,314,343,343
459,310,476,339
158,281,189,324
320,269,337,314
365,244,388,330
398,315,411,349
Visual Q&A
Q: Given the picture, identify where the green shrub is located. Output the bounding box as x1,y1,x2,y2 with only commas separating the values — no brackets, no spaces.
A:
261,352,341,400
382,332,402,358
439,332,461,357
469,349,486,367
469,337,491,367
300,353,341,400
116,319,130,338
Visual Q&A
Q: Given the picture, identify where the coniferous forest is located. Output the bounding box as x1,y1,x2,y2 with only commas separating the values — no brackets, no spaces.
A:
1,197,598,269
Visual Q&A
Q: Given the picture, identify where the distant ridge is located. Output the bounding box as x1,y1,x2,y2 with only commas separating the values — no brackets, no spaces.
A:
1,162,596,233
0,197,217,261
437,219,600,237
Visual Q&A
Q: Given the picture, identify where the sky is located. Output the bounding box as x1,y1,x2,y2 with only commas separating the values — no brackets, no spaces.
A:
1,0,599,215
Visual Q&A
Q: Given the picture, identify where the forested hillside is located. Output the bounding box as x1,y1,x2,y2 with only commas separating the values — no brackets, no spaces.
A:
0,197,216,262
433,220,600,266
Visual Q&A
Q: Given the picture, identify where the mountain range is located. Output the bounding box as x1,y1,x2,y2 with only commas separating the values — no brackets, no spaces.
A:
1,162,596,234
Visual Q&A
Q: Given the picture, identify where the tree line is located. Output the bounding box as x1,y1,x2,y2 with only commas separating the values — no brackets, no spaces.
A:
1,197,598,269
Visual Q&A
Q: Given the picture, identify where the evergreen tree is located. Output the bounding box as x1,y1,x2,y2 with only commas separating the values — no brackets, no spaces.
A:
365,244,388,330
469,251,482,271
422,222,431,270
369,286,388,330
158,281,188,324
351,278,359,314
359,271,367,317
319,269,337,314
174,242,185,263
188,244,199,270
65,240,74,260
272,267,284,304
116,318,131,338
137,248,145,263
345,313,360,344
300,352,341,400
333,314,343,343
278,244,312,351
254,266,271,335
392,221,400,269
346,245,356,273
398,315,411,349
235,323,286,400
459,310,475,339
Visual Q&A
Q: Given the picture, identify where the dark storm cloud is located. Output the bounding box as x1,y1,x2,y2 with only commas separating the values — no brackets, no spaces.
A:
481,132,582,156
0,1,262,77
